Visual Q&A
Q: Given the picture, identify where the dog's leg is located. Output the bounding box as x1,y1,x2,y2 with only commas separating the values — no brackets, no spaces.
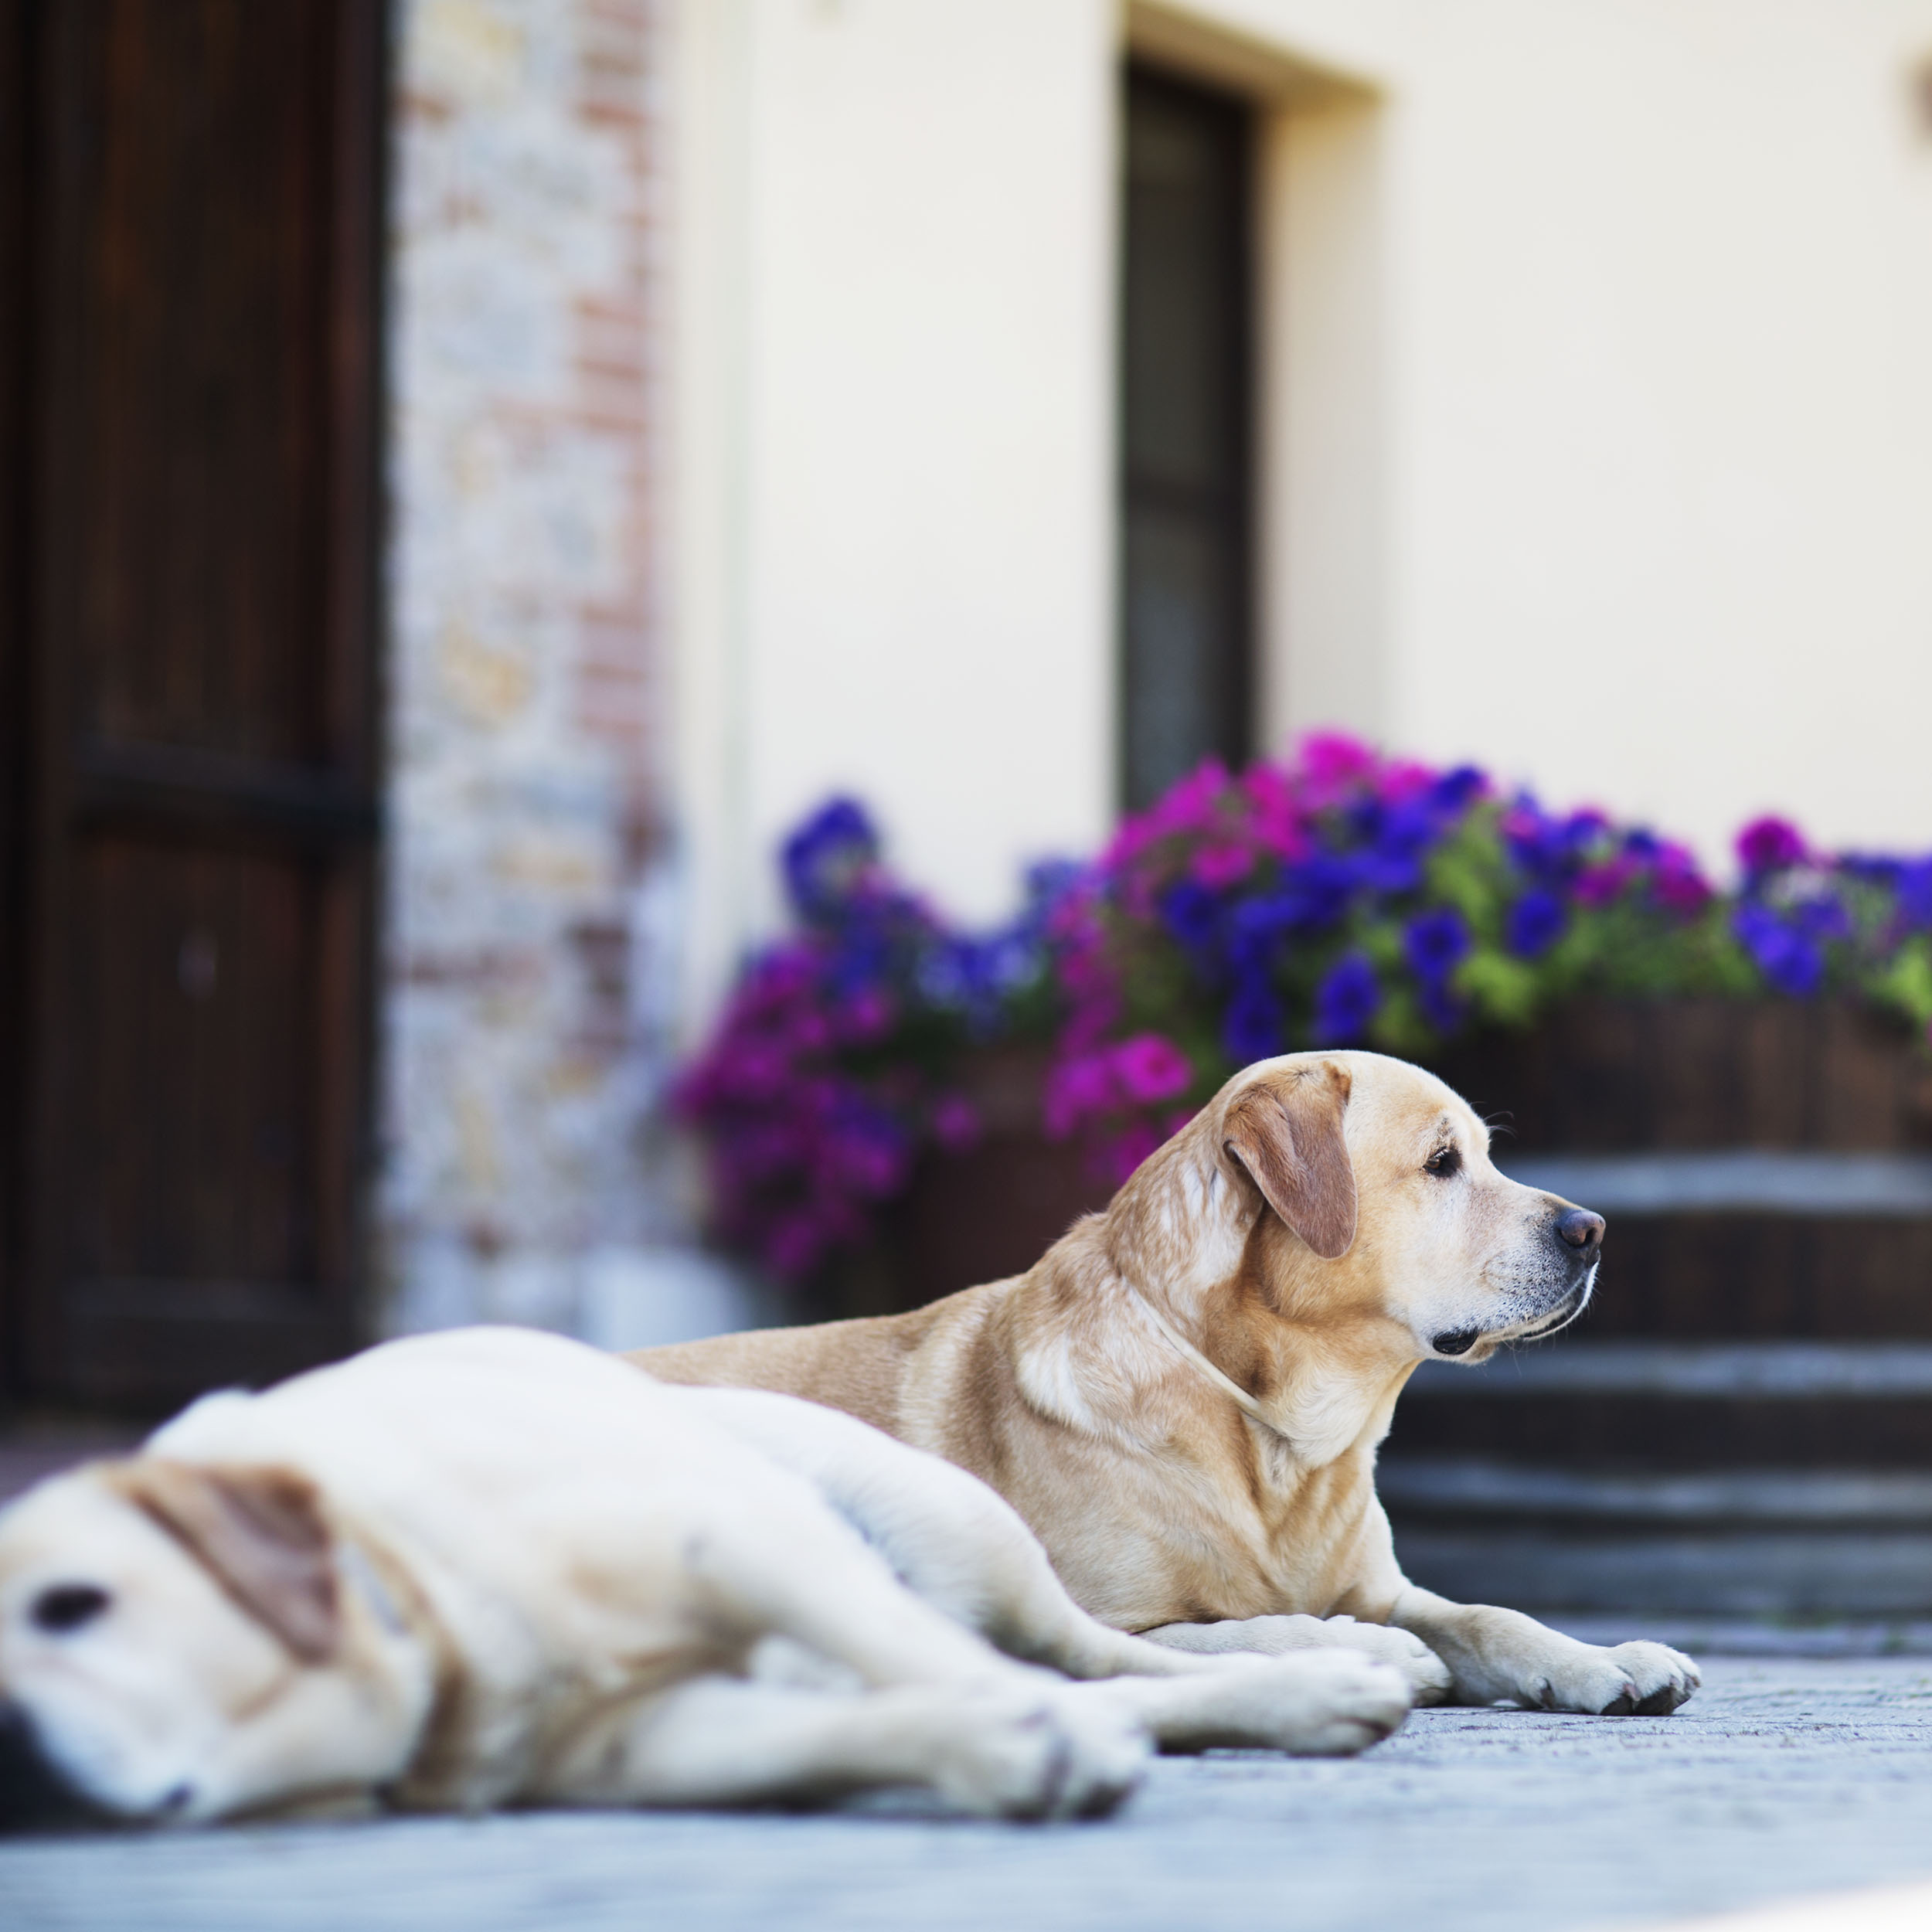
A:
1139,1615,1454,1705
541,1674,1143,1819
672,1481,1166,1810
1387,1586,1699,1715
679,1386,1413,1699
1058,1651,1411,1757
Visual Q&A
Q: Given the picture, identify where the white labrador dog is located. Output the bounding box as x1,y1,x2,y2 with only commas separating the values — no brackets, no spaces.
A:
0,1327,1414,1828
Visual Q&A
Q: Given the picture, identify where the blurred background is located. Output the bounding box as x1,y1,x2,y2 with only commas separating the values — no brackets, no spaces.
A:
5,0,1932,1624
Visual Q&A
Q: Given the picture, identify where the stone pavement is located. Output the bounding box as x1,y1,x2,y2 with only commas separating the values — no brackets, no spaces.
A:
5,1648,1932,1932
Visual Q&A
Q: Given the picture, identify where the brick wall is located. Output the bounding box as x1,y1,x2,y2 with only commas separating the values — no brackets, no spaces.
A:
382,0,717,1339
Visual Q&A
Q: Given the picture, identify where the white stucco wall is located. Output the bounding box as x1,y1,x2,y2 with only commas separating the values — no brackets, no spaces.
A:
674,0,1932,1026
673,0,1118,1023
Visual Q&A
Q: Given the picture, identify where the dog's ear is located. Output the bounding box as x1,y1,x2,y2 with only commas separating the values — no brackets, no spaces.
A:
111,1461,339,1664
1222,1060,1357,1259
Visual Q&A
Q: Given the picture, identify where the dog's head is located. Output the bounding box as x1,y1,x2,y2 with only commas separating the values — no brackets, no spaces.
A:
1202,1051,1603,1365
0,1459,432,1828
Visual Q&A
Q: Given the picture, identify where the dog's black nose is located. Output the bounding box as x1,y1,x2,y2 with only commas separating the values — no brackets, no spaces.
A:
0,1699,99,1833
1553,1207,1606,1253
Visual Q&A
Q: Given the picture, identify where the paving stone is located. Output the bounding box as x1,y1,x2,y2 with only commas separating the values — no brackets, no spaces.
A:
5,1654,1932,1932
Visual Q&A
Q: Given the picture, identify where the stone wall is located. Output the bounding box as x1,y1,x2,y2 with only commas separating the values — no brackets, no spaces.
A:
383,0,747,1344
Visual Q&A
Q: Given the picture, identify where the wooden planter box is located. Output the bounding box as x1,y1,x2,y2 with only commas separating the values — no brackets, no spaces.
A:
832,1002,1932,1346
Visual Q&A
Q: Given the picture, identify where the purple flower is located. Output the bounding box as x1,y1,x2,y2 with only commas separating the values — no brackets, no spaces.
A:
1507,889,1566,957
1160,879,1220,951
1736,816,1807,877
1223,983,1284,1064
782,797,878,917
1897,859,1932,929
1733,903,1825,997
1793,893,1851,943
1315,954,1381,1043
1427,765,1488,813
1573,857,1638,907
1281,855,1357,931
1417,975,1467,1035
1113,1033,1194,1104
1404,909,1471,980
1652,844,1713,915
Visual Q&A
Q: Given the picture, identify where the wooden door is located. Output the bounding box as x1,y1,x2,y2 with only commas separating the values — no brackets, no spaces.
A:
0,1,388,1406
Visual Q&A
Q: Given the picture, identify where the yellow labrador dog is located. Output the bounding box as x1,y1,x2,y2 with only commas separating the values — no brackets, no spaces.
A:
0,1326,1412,1829
641,1052,1699,1718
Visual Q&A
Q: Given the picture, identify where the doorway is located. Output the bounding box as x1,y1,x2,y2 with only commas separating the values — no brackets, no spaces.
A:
0,1,389,1407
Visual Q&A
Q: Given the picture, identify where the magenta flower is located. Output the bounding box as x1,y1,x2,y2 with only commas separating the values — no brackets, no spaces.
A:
1652,843,1713,913
1375,759,1436,805
1241,765,1311,859
1573,858,1638,907
1112,1033,1193,1104
1737,816,1807,875
1043,1053,1117,1137
1189,842,1254,890
1295,731,1379,808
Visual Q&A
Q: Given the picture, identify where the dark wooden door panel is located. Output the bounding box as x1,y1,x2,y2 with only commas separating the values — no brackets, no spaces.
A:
46,0,340,764
71,838,317,1285
3,0,387,1406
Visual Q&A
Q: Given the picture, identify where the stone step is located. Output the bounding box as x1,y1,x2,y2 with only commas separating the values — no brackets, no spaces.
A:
1393,1341,1932,1465
1410,1340,1932,1398
1379,1458,1932,1527
1392,1522,1932,1616
1379,1458,1932,1616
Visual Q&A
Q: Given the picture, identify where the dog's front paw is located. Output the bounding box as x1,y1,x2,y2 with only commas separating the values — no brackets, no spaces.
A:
1523,1640,1701,1716
935,1692,1148,1821
1594,1641,1700,1716
1239,1653,1413,1757
1315,1618,1454,1706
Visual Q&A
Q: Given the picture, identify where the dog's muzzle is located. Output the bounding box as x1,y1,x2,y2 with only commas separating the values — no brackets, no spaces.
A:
1430,1208,1605,1359
0,1700,106,1833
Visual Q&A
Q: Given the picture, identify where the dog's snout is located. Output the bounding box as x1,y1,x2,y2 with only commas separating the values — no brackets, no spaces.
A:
0,1699,99,1833
1553,1207,1605,1254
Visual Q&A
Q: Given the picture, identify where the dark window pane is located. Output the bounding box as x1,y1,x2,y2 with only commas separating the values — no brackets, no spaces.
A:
1118,66,1253,811
1123,508,1232,808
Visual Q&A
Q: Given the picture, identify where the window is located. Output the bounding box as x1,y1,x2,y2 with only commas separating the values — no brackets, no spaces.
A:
1118,65,1254,811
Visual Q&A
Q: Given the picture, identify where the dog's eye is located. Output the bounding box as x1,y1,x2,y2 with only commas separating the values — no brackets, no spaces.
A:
1424,1146,1461,1178
29,1584,111,1634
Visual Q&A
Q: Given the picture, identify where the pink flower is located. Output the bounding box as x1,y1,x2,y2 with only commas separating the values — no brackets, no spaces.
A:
1111,1033,1193,1104
1376,759,1435,804
1295,731,1379,808
1737,816,1807,875
1241,766,1311,859
1043,1053,1117,1138
1189,843,1254,890
1102,760,1233,869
